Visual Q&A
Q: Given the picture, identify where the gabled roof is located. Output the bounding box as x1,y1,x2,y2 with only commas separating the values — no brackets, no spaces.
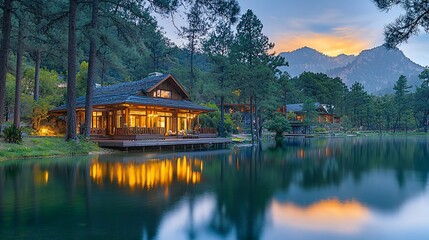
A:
52,73,211,112
286,102,330,114
89,73,172,97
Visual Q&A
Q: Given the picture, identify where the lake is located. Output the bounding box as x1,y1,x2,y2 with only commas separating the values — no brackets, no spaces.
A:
0,136,428,240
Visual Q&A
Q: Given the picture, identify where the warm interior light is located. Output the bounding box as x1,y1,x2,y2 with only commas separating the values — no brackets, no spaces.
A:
41,128,48,134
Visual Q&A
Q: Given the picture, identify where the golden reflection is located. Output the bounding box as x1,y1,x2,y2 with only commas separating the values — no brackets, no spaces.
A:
33,166,49,185
271,199,370,234
44,171,49,184
297,149,305,159
90,157,203,190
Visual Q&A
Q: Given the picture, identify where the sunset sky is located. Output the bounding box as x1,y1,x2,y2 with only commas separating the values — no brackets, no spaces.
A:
159,0,429,66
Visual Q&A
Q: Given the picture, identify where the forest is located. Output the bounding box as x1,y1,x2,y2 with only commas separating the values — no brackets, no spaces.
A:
0,0,428,144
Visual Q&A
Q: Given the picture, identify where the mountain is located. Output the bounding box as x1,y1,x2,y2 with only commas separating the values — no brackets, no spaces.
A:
327,46,424,93
278,46,356,77
279,46,424,94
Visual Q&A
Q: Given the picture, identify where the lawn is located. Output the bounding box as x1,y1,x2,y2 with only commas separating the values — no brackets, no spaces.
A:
0,137,99,161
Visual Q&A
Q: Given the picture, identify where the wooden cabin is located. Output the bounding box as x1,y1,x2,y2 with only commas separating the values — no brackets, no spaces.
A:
49,73,216,139
286,103,341,133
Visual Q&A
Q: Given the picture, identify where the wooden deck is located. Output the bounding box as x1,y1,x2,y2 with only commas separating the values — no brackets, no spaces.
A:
96,137,232,151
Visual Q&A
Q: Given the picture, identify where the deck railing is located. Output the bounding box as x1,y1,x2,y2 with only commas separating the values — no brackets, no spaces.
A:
198,127,217,134
115,127,165,135
91,128,106,135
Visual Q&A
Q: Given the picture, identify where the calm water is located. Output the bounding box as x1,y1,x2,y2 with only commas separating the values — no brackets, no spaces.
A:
1,136,429,240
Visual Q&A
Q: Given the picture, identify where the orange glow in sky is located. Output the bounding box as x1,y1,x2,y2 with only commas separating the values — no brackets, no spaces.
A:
273,30,374,56
271,199,370,234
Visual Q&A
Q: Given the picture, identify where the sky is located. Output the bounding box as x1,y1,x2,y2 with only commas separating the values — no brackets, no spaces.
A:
158,0,429,66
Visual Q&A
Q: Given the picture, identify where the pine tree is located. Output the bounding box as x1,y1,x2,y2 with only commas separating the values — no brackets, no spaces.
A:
0,0,13,129
373,0,429,48
65,0,78,142
393,75,411,132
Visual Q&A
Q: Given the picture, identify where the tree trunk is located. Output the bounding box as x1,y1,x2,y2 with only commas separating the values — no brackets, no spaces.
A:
14,19,24,127
254,100,260,141
0,0,13,129
34,50,41,101
220,95,225,137
189,36,195,98
250,96,254,144
83,0,99,138
65,0,78,142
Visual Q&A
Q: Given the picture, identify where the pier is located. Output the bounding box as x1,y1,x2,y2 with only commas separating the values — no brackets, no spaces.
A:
95,137,232,151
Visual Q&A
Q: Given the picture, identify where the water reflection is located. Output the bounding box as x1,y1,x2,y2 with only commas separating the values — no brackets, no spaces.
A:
0,136,428,239
270,199,370,234
90,156,203,190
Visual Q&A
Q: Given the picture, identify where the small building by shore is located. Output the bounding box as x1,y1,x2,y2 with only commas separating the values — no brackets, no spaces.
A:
48,73,216,139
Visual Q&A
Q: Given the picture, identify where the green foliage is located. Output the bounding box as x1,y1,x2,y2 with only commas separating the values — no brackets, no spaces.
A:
20,97,53,131
76,61,89,97
414,68,429,132
286,112,297,121
314,126,327,133
5,74,15,117
346,82,370,127
265,112,291,137
373,0,429,48
22,68,65,106
340,115,353,132
0,137,99,160
199,103,221,128
199,103,233,135
301,99,318,133
3,125,23,144
393,75,412,131
292,72,347,114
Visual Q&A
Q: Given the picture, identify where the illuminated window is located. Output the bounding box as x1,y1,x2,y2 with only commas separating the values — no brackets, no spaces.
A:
154,89,172,98
92,112,103,128
116,110,122,127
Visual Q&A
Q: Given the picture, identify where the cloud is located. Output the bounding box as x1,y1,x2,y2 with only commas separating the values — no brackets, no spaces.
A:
272,27,376,56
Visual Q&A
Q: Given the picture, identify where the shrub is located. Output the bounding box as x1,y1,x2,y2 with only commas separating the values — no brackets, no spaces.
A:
3,125,23,144
265,112,291,138
314,126,327,133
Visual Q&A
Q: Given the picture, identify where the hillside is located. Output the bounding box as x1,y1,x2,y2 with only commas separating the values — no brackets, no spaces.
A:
328,46,424,93
279,46,424,93
279,46,355,77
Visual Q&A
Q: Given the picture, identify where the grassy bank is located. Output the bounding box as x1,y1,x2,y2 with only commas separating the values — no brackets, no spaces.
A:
0,137,99,161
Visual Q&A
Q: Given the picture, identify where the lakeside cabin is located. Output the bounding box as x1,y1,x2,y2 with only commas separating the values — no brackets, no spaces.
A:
286,102,341,134
48,73,216,139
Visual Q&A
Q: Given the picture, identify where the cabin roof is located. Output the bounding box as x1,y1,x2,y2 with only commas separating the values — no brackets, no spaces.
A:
286,102,330,114
52,73,212,112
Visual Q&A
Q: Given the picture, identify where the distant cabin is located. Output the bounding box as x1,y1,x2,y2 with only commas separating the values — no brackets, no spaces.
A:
48,73,215,139
286,102,341,133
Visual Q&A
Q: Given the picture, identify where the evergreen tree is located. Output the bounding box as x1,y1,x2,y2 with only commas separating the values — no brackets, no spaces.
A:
0,0,13,129
65,0,78,142
203,21,236,137
346,82,370,128
393,75,411,132
373,0,429,48
415,68,429,132
180,3,208,97
232,9,285,143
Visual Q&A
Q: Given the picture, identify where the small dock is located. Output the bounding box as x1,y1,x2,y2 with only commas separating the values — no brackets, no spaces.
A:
96,137,232,151
284,133,315,138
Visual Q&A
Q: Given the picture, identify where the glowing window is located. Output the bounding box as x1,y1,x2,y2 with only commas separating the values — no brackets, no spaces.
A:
154,89,172,98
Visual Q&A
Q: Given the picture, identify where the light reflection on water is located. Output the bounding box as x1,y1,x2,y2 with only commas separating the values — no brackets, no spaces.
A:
0,136,428,240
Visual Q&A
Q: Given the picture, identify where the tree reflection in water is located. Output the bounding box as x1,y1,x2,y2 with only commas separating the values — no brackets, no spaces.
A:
0,136,428,239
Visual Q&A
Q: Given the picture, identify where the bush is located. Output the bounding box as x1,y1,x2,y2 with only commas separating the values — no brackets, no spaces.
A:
3,125,23,144
314,126,327,133
265,112,291,138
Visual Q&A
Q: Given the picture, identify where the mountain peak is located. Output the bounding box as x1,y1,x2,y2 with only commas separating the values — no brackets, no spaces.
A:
279,46,356,77
279,45,423,94
328,46,423,93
